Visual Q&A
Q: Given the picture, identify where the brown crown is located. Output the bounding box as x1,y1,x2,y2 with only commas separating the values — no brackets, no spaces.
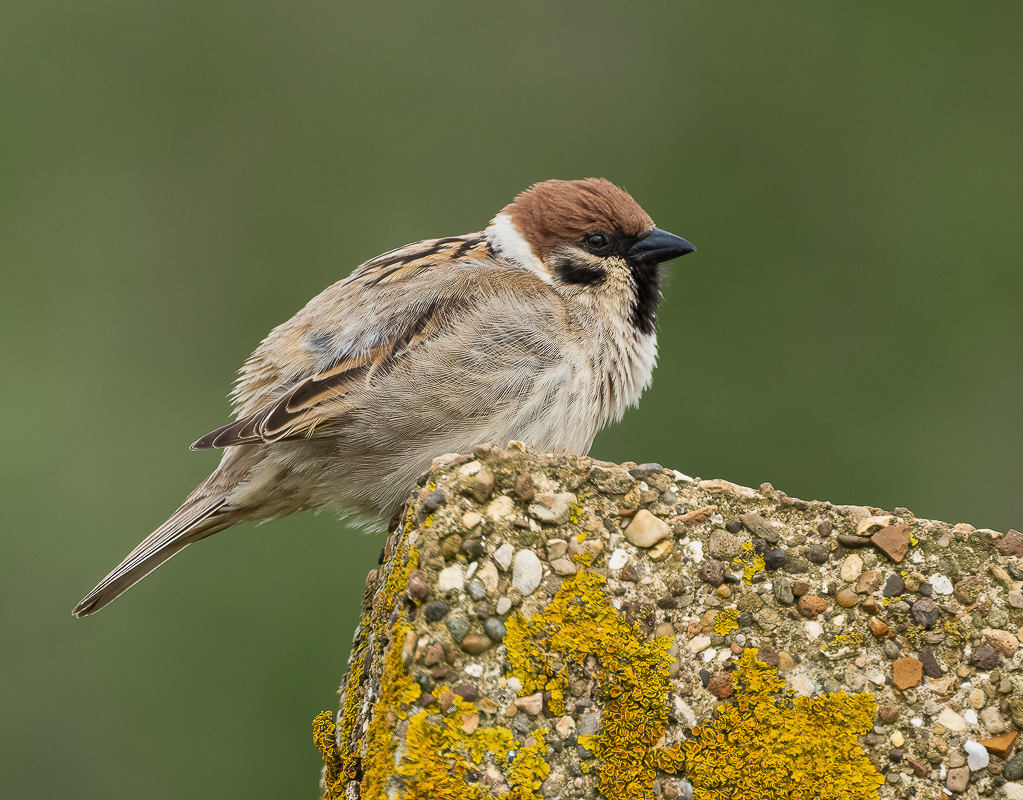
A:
500,179,655,258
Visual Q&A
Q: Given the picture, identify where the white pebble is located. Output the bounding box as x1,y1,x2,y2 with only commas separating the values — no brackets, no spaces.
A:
911,717,923,727
964,740,989,771
804,621,823,641
701,649,717,662
465,664,484,677
937,708,967,732
929,573,954,595
963,708,978,725
512,549,543,596
689,636,711,653
608,549,629,570
840,554,863,582
496,597,512,615
507,676,523,692
493,543,514,571
890,731,904,747
438,565,464,593
1003,783,1023,800
684,540,704,563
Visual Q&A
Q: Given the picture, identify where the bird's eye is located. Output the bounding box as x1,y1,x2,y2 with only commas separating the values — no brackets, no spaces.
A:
585,233,610,252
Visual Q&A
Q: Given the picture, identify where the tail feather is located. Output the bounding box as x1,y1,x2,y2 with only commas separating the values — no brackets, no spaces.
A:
73,499,231,617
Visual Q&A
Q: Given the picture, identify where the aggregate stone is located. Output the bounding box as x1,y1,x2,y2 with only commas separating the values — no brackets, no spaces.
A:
493,543,514,571
577,713,600,736
466,581,486,601
892,658,923,690
763,549,786,570
424,601,451,622
883,572,908,597
807,545,829,564
444,613,471,642
438,564,465,593
871,524,911,562
462,539,484,560
423,488,447,510
918,645,944,678
854,570,883,594
836,589,859,608
624,510,671,548
882,640,901,660
911,598,939,629
699,560,724,587
529,492,575,525
946,766,969,794
709,530,742,559
461,633,492,655
1007,752,1023,782
495,597,512,615
971,645,1000,670
773,578,795,606
796,595,827,618
739,513,779,543
840,553,863,582
995,529,1023,556
512,549,543,596
484,618,506,641
837,534,871,548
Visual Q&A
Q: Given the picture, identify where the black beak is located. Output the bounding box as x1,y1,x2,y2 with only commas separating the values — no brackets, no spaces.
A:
629,227,696,265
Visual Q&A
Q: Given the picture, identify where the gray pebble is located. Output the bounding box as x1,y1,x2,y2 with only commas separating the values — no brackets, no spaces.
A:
577,713,600,736
424,601,450,622
773,577,795,606
467,580,486,601
424,489,446,510
484,618,507,641
444,613,471,643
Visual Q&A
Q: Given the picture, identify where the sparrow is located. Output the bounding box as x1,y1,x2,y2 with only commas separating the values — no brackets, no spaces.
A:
73,178,695,616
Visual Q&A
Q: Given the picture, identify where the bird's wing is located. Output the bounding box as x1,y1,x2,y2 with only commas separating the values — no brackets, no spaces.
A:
191,233,543,449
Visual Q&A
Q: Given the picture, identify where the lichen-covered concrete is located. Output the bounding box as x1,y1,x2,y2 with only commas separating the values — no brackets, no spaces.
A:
315,443,1023,800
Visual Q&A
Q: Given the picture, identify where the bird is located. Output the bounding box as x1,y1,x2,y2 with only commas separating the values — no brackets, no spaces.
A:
73,178,695,616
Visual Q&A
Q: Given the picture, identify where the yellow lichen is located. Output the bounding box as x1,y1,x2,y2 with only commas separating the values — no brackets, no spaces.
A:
654,649,883,800
505,571,674,800
713,609,738,636
743,553,765,584
313,711,345,800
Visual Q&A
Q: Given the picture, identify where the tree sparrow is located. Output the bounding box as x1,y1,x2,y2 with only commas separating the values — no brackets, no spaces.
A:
73,179,695,616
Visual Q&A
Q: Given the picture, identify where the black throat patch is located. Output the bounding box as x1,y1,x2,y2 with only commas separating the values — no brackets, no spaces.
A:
628,261,661,336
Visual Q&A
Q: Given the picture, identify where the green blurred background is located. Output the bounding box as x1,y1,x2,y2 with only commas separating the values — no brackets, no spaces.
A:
1,2,1020,798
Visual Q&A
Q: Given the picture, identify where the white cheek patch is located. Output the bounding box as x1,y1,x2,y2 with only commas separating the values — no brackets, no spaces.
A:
486,214,552,284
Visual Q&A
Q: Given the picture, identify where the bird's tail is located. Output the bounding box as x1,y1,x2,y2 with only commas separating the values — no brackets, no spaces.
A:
73,497,234,617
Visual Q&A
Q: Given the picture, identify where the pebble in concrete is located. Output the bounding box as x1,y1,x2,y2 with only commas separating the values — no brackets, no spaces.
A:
512,549,543,596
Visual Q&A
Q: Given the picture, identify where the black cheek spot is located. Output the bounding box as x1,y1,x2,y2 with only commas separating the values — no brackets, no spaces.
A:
628,262,662,336
552,256,606,286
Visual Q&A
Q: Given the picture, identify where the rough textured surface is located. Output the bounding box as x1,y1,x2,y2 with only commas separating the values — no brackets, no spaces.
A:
315,444,1023,800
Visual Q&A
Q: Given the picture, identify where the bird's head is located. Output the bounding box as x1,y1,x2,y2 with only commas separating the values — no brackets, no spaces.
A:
485,178,695,335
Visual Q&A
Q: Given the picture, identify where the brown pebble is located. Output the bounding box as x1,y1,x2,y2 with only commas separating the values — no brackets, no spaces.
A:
472,468,495,503
419,692,436,707
453,683,479,702
868,617,890,637
670,505,716,526
423,644,444,666
407,570,429,601
877,705,899,724
649,540,674,562
431,666,450,680
946,766,969,794
460,713,480,734
461,540,484,560
504,703,517,718
791,579,810,597
513,473,535,502
993,529,1023,557
439,689,455,712
757,644,779,667
706,673,734,699
906,757,928,778
817,519,833,537
861,597,880,614
871,524,911,562
970,645,1000,670
461,633,493,655
620,565,640,582
441,534,463,560
892,658,923,690
514,692,544,715
777,652,795,673
836,589,859,608
797,595,828,618
854,570,883,594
